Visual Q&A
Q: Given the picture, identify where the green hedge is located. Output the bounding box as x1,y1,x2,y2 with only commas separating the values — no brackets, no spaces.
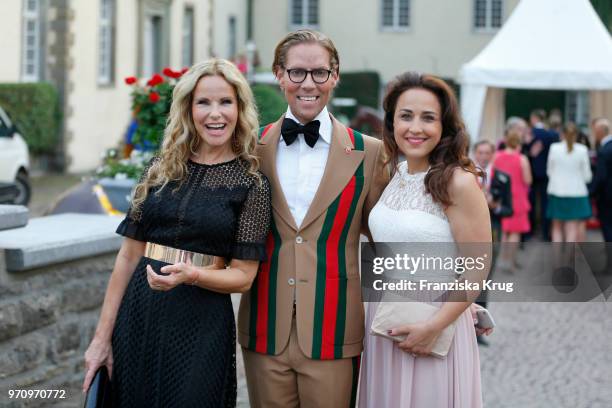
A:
334,71,381,119
0,83,61,154
252,84,286,126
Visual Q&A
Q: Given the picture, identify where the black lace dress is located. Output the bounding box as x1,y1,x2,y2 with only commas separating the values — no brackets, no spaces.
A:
111,158,271,408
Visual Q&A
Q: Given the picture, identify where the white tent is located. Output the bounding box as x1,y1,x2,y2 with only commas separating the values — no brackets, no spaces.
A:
459,0,612,142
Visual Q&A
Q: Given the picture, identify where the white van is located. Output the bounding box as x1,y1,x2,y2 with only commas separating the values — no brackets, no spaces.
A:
0,106,31,205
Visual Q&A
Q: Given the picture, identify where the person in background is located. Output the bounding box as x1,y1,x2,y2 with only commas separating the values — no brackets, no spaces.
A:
590,117,602,147
577,129,592,150
498,116,530,153
474,140,494,182
548,108,563,135
473,140,512,243
492,129,532,272
590,118,612,243
546,123,592,242
526,109,559,241
472,140,510,346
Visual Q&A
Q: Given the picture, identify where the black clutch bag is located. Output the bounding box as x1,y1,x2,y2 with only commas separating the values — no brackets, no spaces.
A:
83,366,112,408
490,169,513,218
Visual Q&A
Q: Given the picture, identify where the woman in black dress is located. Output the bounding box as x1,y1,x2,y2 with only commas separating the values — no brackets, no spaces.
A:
83,58,271,407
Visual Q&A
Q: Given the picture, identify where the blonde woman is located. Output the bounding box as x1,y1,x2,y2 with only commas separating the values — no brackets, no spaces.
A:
547,122,592,242
83,59,271,407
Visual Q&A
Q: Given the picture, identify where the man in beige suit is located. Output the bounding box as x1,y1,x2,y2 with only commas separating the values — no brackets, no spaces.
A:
238,30,386,407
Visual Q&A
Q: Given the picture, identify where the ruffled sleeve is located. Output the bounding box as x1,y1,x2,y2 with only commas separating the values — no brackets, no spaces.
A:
116,211,146,241
231,174,272,261
115,157,158,242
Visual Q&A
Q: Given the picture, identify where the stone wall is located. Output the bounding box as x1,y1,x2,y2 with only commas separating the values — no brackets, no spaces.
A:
0,255,115,407
0,206,120,407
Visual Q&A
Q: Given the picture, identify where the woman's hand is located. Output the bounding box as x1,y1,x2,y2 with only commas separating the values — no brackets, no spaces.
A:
470,303,494,337
82,337,113,393
390,321,442,357
146,262,196,291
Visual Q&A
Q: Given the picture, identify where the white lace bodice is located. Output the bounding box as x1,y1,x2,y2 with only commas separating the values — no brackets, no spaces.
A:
369,161,454,243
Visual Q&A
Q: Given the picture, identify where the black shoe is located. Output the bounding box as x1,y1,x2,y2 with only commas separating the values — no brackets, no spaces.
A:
477,335,489,346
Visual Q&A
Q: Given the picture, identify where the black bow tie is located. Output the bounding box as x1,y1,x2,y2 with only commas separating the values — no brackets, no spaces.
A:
281,118,321,148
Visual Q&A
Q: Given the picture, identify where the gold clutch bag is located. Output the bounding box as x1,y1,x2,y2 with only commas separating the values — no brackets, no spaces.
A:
370,301,458,359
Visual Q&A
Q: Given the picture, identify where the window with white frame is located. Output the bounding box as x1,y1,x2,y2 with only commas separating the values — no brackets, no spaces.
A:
143,14,164,78
21,0,42,82
228,16,237,59
98,0,115,85
474,0,503,31
291,0,318,27
182,7,195,67
381,0,410,30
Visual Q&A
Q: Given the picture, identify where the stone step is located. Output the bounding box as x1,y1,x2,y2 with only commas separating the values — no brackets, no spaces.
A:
0,213,122,272
0,205,29,231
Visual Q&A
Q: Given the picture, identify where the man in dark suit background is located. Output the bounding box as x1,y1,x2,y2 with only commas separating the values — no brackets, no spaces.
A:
591,118,612,243
473,140,513,242
526,109,559,241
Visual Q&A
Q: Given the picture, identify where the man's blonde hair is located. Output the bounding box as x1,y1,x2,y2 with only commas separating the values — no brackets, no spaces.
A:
272,29,340,76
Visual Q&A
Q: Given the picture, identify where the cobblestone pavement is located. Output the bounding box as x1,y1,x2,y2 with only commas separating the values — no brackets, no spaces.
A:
479,302,612,408
232,296,612,408
232,239,612,408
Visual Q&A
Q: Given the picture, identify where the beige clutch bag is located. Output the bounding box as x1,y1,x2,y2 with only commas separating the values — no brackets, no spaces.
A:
370,301,457,359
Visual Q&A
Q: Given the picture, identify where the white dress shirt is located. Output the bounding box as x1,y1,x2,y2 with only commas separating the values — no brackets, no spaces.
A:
546,141,592,197
276,106,332,227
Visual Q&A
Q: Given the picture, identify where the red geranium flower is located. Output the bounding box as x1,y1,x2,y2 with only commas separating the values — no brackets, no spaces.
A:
181,67,189,74
147,74,164,86
148,92,160,103
124,76,137,85
162,67,182,79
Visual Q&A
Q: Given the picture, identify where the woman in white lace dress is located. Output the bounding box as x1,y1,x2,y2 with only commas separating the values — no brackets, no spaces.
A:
359,72,492,408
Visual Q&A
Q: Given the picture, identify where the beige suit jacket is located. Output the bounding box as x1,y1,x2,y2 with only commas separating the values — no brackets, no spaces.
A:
238,114,385,360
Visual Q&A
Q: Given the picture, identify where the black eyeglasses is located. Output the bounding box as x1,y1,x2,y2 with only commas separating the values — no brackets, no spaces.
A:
285,68,333,84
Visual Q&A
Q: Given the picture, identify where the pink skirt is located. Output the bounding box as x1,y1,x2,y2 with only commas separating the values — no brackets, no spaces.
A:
501,211,530,233
359,303,483,408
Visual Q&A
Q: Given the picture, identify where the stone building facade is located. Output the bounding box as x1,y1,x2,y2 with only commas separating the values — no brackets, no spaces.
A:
0,0,213,173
